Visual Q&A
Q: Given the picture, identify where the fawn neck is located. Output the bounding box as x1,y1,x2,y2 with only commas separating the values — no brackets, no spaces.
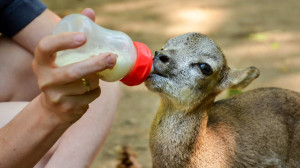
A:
150,100,210,167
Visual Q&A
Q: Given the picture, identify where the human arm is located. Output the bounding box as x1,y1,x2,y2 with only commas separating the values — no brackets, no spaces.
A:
39,9,121,168
12,9,61,53
0,5,121,167
0,0,60,54
41,81,120,168
0,0,61,101
0,95,71,167
0,32,117,168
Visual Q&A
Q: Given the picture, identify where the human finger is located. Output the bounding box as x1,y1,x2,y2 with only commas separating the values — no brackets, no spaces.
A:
34,32,86,65
81,8,95,21
40,87,100,122
52,53,117,85
64,87,100,121
58,74,100,95
64,87,101,108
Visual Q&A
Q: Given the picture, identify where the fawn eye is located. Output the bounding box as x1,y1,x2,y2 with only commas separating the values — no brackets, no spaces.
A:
199,63,213,75
192,63,213,76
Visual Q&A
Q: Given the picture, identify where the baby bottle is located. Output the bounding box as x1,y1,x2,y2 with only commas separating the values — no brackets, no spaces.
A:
53,14,153,86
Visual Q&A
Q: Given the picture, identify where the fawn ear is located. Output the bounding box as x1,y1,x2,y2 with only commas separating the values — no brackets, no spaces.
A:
219,66,260,90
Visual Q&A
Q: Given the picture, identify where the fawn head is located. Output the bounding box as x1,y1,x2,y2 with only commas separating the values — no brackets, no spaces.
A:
145,33,260,111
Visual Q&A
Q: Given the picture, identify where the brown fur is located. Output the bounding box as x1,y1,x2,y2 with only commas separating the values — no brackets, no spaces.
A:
145,33,300,168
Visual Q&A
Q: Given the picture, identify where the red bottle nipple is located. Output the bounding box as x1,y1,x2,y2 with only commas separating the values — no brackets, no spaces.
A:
120,41,153,86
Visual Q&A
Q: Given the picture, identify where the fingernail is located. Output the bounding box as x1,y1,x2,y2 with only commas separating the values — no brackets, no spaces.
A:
73,33,86,44
106,54,117,68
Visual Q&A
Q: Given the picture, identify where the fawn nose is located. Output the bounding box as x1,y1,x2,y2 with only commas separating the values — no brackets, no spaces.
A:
155,51,169,64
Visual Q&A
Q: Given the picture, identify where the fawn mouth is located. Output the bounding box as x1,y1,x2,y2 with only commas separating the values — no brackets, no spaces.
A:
150,65,167,78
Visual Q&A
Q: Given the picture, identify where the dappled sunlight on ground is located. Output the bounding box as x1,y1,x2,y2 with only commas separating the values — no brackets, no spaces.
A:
223,31,300,92
100,1,154,12
165,7,230,36
59,0,232,50
226,31,300,59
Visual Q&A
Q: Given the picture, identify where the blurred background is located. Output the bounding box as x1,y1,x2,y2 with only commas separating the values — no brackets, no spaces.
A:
42,0,300,167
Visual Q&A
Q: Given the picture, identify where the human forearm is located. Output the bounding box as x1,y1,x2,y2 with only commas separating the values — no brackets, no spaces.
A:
0,95,71,168
0,31,118,168
12,9,61,53
44,81,121,168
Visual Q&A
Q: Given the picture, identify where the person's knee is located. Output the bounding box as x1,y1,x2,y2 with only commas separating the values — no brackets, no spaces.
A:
0,36,40,101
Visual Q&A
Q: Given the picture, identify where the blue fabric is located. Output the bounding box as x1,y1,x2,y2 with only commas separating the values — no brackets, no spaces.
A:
0,0,47,37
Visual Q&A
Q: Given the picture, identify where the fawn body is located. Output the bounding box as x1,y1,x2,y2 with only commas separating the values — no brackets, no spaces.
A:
145,33,300,168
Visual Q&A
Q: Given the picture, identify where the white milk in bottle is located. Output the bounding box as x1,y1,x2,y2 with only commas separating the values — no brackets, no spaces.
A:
53,14,152,85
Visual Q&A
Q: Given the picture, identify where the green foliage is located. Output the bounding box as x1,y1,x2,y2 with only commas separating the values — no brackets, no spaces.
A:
270,42,280,50
227,89,243,98
249,32,268,42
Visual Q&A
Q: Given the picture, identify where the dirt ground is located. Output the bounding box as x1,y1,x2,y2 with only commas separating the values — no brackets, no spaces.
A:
42,0,300,167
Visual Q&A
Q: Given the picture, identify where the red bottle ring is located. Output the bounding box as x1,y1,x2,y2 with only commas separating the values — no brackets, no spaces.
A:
120,41,153,86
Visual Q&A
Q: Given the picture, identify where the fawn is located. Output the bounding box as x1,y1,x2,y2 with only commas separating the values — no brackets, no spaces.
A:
145,33,300,168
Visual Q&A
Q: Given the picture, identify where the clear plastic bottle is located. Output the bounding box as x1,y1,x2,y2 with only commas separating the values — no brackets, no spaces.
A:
53,14,153,86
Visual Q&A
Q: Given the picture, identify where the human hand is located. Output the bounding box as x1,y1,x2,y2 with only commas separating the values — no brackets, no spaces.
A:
32,32,117,123
81,8,96,22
